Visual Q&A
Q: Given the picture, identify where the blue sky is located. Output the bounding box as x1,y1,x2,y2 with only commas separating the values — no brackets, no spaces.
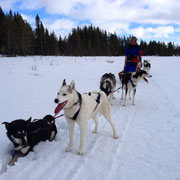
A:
1,0,180,45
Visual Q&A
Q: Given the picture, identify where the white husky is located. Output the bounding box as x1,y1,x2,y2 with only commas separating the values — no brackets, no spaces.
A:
54,80,118,155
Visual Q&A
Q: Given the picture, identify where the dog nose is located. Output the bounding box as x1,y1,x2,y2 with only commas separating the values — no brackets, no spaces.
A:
54,99,59,103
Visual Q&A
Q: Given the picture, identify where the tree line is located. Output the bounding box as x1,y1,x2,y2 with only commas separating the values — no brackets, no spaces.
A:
0,7,180,56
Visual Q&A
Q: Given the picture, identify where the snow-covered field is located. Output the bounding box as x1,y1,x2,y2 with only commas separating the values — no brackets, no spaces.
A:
0,56,180,180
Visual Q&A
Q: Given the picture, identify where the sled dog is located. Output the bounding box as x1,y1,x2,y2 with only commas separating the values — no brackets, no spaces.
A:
2,115,57,166
121,69,152,106
143,60,151,74
54,80,118,155
100,73,116,103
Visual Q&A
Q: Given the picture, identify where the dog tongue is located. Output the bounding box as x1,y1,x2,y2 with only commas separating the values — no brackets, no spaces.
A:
143,77,149,83
54,101,67,115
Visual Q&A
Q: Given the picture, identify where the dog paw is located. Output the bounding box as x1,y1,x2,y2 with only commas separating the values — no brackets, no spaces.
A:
92,130,98,134
77,151,84,155
123,104,126,106
65,147,73,152
113,136,119,139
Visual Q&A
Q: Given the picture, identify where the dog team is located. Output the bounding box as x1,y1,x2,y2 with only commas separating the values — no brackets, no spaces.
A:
2,36,152,166
2,59,151,166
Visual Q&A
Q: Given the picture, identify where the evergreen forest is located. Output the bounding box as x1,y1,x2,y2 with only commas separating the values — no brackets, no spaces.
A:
0,7,179,56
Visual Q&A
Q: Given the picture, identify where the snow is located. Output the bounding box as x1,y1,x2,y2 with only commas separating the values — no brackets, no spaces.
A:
0,56,180,180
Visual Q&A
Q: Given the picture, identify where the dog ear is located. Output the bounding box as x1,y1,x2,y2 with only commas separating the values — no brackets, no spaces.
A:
27,117,32,123
2,122,10,130
69,80,75,90
62,79,67,86
26,117,31,126
27,117,32,122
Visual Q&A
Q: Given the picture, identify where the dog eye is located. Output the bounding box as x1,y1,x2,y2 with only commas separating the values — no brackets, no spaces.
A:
63,93,67,96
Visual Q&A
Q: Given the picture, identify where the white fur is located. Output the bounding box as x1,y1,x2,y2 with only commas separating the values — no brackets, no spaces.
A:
55,80,118,155
11,135,23,144
20,145,30,154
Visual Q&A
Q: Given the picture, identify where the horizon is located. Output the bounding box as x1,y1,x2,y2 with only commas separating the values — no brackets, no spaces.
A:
1,0,180,45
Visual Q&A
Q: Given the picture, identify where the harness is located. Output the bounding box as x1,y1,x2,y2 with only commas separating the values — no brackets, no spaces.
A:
89,93,101,112
67,91,82,121
29,119,55,134
56,92,101,121
70,92,101,121
130,79,135,88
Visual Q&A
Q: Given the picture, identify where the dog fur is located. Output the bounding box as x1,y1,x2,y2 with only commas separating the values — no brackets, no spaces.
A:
54,80,118,155
2,115,57,166
121,69,152,106
100,73,116,103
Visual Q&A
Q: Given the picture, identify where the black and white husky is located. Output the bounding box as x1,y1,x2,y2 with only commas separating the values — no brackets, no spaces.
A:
54,79,118,155
2,115,57,166
121,69,152,106
100,73,116,103
143,60,151,74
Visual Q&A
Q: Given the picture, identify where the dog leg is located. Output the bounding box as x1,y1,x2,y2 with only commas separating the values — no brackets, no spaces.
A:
65,119,74,152
112,93,116,99
121,87,124,100
109,94,113,104
92,115,98,134
77,123,87,155
102,102,118,139
132,88,136,105
8,152,23,166
123,87,128,106
129,89,131,99
49,131,56,141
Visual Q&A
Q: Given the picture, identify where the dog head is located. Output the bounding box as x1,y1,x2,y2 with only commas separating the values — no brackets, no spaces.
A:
100,80,112,96
2,117,31,146
54,79,76,113
135,69,152,78
143,60,151,68
43,114,55,125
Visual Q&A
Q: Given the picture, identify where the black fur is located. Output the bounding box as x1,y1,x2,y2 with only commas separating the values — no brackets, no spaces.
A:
143,60,151,68
122,70,148,87
122,72,132,87
100,80,112,96
133,69,147,79
2,114,57,165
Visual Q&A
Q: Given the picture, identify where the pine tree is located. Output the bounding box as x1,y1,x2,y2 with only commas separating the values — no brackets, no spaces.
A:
0,6,6,55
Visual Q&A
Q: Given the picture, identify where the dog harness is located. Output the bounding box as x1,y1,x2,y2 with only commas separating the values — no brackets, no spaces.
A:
87,92,101,112
68,91,82,121
68,92,101,121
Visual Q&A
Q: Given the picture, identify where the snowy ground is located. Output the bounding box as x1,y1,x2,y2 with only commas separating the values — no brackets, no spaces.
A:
0,56,180,180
